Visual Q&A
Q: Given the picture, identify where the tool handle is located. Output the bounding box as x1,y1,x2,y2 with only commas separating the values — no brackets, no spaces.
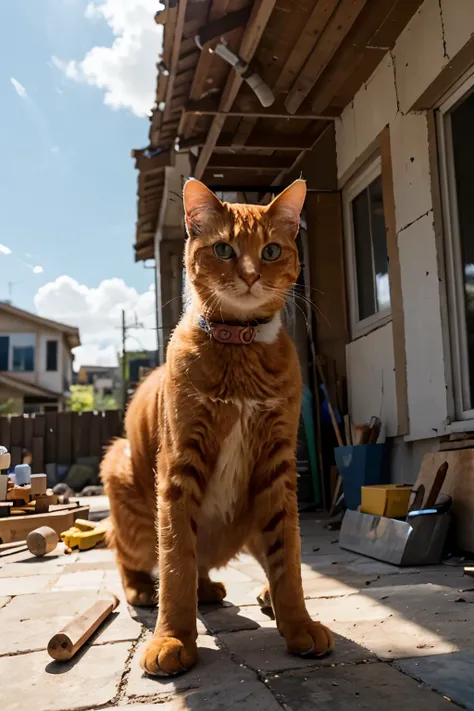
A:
47,596,119,661
425,461,448,509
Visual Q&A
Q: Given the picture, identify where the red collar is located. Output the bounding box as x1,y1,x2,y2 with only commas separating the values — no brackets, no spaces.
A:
198,316,269,345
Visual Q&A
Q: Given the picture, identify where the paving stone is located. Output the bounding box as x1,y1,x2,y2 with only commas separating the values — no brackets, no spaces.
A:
126,631,255,699
0,573,58,596
0,555,76,578
265,661,454,710
395,651,474,710
211,566,254,584
346,560,422,576
0,642,132,711
199,602,261,633
51,569,106,590
89,682,283,710
0,589,129,655
218,627,374,673
219,580,265,607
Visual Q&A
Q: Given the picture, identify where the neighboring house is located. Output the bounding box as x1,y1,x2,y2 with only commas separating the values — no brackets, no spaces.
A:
0,302,80,414
132,0,474,496
75,365,120,396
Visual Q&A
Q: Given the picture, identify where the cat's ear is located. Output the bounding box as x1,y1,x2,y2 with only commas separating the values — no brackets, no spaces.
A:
183,179,224,237
266,179,306,238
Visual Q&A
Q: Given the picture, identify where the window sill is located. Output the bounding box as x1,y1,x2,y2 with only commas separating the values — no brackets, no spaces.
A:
445,419,474,434
350,313,392,342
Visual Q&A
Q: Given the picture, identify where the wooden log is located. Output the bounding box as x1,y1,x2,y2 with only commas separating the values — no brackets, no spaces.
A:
27,526,59,557
425,461,448,509
47,596,119,661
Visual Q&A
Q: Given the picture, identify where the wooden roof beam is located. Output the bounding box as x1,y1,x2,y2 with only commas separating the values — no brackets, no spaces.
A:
194,0,276,179
185,96,337,120
179,131,321,151
285,0,369,115
162,0,189,126
207,154,293,170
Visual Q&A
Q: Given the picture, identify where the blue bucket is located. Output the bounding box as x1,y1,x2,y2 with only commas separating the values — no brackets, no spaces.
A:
334,444,389,510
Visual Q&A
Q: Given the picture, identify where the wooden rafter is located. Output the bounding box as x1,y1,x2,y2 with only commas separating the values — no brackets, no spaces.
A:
207,154,293,170
162,0,189,126
185,96,336,120
194,0,276,179
285,0,369,115
180,131,323,151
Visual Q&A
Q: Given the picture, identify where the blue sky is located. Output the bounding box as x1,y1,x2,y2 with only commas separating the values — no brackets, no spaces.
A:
0,0,163,365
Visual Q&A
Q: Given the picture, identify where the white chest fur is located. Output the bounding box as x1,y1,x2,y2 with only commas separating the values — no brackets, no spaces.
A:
200,399,276,524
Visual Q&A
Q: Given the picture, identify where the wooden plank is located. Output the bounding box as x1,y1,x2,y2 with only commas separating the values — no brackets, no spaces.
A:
33,414,45,438
11,447,22,469
304,192,349,380
185,96,337,119
208,154,292,170
285,0,369,115
78,412,93,458
274,0,339,94
45,411,57,465
0,417,10,452
10,416,23,449
0,505,90,544
194,0,276,178
57,412,72,465
32,436,44,474
90,414,102,459
72,413,81,461
162,0,189,126
415,451,474,552
380,125,409,436
100,413,110,450
23,416,34,453
310,0,419,115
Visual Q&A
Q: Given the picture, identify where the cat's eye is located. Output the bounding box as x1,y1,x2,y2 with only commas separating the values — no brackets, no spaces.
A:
213,242,235,260
261,243,281,261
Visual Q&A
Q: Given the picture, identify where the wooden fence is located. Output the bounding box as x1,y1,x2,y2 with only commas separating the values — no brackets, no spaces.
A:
0,410,123,472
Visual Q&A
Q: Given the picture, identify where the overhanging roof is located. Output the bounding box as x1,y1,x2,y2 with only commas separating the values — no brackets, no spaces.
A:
0,302,80,349
0,372,62,399
133,0,424,261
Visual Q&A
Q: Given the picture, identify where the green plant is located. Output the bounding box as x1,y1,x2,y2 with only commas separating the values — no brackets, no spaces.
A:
69,385,94,412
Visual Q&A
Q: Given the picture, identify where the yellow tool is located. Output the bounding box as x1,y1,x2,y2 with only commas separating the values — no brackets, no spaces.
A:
60,521,108,551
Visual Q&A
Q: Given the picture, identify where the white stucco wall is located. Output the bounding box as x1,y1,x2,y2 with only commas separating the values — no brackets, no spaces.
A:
336,0,474,444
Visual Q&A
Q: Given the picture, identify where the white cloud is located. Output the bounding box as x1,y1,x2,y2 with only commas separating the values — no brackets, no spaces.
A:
52,0,163,117
34,276,157,369
10,77,28,99
32,265,44,274
0,244,12,255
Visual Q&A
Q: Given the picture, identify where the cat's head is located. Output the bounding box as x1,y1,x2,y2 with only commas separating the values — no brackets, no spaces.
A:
182,179,306,321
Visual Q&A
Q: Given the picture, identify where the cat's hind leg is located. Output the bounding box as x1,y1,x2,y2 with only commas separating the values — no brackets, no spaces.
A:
101,438,157,607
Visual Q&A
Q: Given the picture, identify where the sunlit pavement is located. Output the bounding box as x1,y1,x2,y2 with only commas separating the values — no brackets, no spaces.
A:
1,511,472,710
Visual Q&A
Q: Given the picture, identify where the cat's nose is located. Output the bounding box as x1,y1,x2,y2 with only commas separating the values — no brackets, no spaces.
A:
241,273,260,287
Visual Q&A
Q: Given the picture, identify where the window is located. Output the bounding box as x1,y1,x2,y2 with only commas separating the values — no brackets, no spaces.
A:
46,340,58,371
439,72,474,419
12,346,34,372
343,158,391,336
0,337,9,371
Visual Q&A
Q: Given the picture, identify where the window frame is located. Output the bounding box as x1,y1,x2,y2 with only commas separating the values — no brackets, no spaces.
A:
343,156,392,339
438,68,474,421
12,345,35,373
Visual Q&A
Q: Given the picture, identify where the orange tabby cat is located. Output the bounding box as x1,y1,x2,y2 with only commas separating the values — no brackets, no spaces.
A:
101,178,334,676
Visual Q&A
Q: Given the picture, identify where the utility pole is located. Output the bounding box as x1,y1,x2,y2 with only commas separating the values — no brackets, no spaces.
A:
121,309,127,411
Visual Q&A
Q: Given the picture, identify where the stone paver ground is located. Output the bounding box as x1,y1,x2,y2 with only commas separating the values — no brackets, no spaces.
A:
1,512,473,710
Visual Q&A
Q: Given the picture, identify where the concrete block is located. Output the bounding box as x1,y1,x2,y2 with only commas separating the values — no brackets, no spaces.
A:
398,212,448,439
266,662,455,710
394,0,447,112
335,102,357,179
390,111,432,231
0,642,131,711
353,53,398,159
441,0,474,60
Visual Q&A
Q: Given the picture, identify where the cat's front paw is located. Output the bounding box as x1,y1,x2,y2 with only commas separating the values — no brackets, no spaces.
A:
140,636,197,676
282,620,334,658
